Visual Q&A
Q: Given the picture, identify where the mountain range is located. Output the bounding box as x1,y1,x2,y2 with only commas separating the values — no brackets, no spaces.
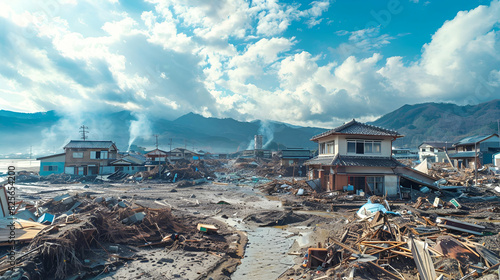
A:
370,99,500,148
0,110,326,156
1,99,499,157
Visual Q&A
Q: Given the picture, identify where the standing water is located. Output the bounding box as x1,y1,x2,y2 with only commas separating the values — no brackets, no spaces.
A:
224,218,297,279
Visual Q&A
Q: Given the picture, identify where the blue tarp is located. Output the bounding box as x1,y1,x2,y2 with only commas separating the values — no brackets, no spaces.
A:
37,213,55,224
356,199,400,219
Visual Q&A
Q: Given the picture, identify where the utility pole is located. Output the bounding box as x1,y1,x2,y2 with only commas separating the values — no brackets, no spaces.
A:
474,141,478,186
169,138,172,152
153,134,160,174
153,134,159,149
79,125,89,141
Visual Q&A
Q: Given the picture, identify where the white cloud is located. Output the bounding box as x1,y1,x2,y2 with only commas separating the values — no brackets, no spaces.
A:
142,12,193,53
2,0,500,132
227,37,294,82
379,0,500,102
335,27,395,57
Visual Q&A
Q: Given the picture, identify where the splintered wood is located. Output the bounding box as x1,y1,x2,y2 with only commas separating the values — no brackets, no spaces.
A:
313,204,500,280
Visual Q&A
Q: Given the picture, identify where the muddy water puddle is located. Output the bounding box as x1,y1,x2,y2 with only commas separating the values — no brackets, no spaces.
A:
222,218,299,280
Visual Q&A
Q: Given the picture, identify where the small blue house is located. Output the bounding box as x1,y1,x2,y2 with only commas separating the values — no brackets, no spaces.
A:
36,153,65,176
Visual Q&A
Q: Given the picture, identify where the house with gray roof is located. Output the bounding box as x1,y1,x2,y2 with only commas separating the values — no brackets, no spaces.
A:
305,119,436,197
36,153,65,176
110,153,147,175
418,141,455,163
63,140,118,175
450,134,500,169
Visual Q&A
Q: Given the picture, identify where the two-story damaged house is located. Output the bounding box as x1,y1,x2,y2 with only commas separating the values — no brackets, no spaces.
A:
449,134,500,169
64,140,118,175
305,120,436,197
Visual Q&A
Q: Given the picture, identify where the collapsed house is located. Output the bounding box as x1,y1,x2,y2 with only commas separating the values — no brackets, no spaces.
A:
305,120,437,197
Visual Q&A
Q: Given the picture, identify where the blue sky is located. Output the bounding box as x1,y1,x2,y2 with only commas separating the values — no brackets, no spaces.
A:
1,0,500,130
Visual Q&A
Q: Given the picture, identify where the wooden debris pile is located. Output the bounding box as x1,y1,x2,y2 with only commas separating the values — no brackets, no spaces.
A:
0,194,195,280
428,163,499,187
298,204,500,280
259,179,313,196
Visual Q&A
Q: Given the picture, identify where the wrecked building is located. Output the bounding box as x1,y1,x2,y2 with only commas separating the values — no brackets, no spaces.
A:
63,140,118,175
36,153,65,176
166,148,201,161
418,141,455,163
145,148,169,165
450,134,500,168
110,153,147,174
305,120,437,197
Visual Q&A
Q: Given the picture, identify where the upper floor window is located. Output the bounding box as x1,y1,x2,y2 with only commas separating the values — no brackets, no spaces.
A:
91,151,108,159
347,140,381,154
319,141,335,155
73,152,83,158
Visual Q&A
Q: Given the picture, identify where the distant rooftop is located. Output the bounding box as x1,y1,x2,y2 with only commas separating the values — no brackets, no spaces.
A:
311,119,402,141
449,151,477,159
36,153,65,160
454,134,499,146
64,140,117,149
419,141,454,150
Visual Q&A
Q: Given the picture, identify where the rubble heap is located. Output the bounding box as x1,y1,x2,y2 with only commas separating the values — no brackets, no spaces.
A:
0,192,238,280
429,163,499,187
291,196,500,280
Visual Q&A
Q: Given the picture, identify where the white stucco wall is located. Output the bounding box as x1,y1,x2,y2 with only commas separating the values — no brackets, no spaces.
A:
384,175,399,197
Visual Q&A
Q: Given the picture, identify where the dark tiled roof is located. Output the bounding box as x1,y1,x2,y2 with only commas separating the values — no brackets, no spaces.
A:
111,156,145,165
64,140,116,149
282,149,311,159
454,134,499,146
305,156,336,166
333,155,403,167
145,149,169,155
306,155,403,167
311,119,401,141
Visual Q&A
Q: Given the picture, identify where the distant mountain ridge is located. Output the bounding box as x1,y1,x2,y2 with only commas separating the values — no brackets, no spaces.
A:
0,110,327,156
369,99,500,148
1,99,499,156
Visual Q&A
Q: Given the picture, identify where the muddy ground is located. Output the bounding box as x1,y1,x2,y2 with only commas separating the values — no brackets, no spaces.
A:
5,178,337,280
4,174,500,280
